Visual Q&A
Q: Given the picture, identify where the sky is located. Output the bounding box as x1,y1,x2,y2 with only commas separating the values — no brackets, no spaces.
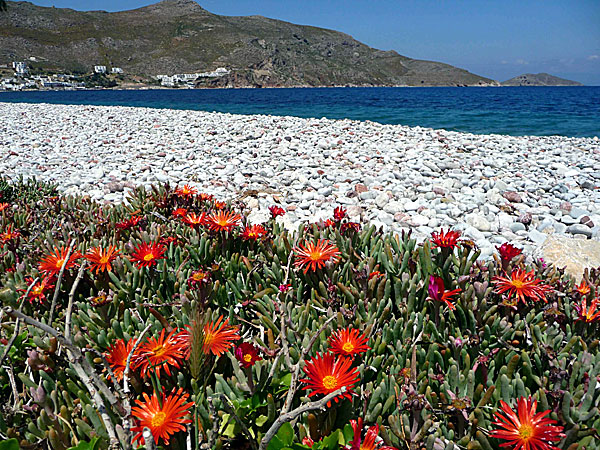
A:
27,0,600,85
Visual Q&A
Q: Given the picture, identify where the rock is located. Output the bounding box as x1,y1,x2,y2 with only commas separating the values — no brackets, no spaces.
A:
559,201,572,212
510,222,526,232
569,207,588,219
580,216,594,228
355,183,368,194
503,191,522,203
517,212,532,225
465,214,491,232
539,235,600,281
528,229,548,245
566,224,593,238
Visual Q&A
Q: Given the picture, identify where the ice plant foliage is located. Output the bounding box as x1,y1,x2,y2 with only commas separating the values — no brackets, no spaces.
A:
328,328,370,358
490,396,564,450
84,245,120,274
129,241,166,269
431,229,461,249
38,245,81,276
300,352,360,406
428,275,461,310
493,269,552,304
293,239,341,273
206,211,241,232
131,388,193,446
235,342,262,368
202,315,240,356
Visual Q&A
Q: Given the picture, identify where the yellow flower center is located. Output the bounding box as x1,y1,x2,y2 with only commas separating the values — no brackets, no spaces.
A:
32,286,44,296
244,354,253,363
518,424,533,439
322,375,338,390
143,253,155,262
309,250,324,261
99,255,110,264
342,342,355,353
151,411,167,428
153,344,166,357
511,279,524,289
217,219,228,226
55,258,65,268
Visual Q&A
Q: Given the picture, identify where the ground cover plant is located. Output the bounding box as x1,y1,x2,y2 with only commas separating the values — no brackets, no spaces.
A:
0,176,599,450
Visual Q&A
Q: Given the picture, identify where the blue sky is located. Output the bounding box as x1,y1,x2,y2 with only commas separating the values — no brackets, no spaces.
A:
28,0,600,84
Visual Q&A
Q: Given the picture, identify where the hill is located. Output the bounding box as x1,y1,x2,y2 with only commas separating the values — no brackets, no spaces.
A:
0,0,499,87
501,73,583,86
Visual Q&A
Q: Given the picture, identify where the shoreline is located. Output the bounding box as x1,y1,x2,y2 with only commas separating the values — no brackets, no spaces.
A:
1,101,599,268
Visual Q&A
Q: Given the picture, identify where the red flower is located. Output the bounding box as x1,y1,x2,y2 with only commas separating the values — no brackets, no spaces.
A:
340,222,361,234
206,211,241,232
431,229,461,249
574,280,591,296
573,297,600,323
323,219,337,228
493,269,552,304
369,271,383,280
84,245,120,274
131,387,193,446
333,206,347,222
38,245,82,276
269,205,286,218
328,328,370,358
172,208,188,218
105,338,135,382
497,243,523,262
241,224,267,241
235,342,262,368
293,239,341,273
347,418,397,450
279,283,292,293
202,316,240,356
0,225,20,244
174,184,197,198
115,215,142,230
19,276,55,304
183,212,207,229
135,329,185,379
0,203,9,212
428,275,461,310
214,201,227,210
199,193,214,202
300,352,360,406
187,268,211,288
129,241,166,269
490,396,564,450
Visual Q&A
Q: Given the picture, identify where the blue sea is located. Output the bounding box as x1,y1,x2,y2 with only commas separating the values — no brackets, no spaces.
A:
1,86,599,138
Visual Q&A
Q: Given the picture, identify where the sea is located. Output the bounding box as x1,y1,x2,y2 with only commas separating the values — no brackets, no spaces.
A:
1,86,599,138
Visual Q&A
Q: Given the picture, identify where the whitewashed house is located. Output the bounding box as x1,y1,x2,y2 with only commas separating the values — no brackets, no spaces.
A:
94,65,107,74
111,67,123,74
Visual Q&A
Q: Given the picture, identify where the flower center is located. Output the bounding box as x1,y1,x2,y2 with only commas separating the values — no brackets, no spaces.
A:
309,251,323,261
99,255,110,264
518,424,533,439
244,354,253,363
32,286,44,296
511,279,524,289
143,253,155,262
151,411,167,428
322,375,338,390
153,344,166,357
342,342,355,353
55,258,65,268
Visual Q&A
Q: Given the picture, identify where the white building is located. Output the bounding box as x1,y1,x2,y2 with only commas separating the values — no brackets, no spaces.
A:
12,61,28,75
111,67,123,74
94,65,107,74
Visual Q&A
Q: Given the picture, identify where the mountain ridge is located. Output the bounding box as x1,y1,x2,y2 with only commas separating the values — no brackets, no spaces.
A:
0,0,499,87
501,73,583,86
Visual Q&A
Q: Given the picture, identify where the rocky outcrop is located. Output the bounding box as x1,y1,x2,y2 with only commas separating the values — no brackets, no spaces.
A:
501,73,583,86
539,235,600,281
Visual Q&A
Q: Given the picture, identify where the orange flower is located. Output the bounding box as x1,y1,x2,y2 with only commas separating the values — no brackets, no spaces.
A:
135,329,185,379
349,418,397,450
172,208,188,218
574,280,591,296
129,241,166,269
300,352,359,406
174,184,197,198
206,211,241,232
202,316,240,356
0,225,20,244
241,224,267,241
493,269,552,304
183,212,207,229
115,215,142,230
214,201,227,210
85,245,120,274
19,276,55,304
328,328,370,358
105,338,135,382
574,297,600,323
490,396,564,450
0,203,9,212
131,387,193,446
431,229,461,249
293,239,341,273
38,245,81,276
428,275,461,310
199,193,214,202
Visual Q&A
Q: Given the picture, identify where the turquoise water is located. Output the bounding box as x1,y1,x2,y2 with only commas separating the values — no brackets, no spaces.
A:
1,86,599,137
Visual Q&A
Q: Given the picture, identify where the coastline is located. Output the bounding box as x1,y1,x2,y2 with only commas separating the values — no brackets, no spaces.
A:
1,101,599,268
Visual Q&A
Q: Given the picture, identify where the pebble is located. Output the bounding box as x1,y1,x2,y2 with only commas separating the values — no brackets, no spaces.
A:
1,102,599,258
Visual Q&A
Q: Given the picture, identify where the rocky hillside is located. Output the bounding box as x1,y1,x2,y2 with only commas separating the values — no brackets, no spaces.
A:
0,0,498,87
501,73,583,86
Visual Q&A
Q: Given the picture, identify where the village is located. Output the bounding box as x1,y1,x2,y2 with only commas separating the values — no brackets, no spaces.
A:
0,59,230,90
